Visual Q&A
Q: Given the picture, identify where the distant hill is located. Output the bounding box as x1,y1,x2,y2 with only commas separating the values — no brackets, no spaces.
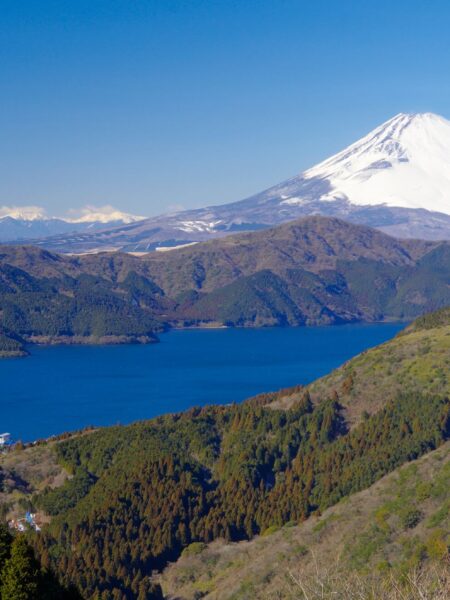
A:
0,248,166,356
140,216,450,327
142,215,434,294
1,217,450,356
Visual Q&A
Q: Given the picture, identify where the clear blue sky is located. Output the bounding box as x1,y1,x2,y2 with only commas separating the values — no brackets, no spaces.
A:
1,0,450,217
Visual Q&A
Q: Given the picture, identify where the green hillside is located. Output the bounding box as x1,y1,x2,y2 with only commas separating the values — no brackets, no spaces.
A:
304,307,450,425
158,308,450,599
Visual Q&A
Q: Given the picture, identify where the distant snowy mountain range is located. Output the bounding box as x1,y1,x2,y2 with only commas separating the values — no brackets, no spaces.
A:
3,112,450,252
0,205,144,242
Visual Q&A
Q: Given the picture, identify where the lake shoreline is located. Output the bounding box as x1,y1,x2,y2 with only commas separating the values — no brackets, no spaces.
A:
0,318,410,359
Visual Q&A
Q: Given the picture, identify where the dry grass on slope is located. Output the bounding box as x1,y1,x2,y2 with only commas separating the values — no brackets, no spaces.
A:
284,559,449,600
160,442,450,600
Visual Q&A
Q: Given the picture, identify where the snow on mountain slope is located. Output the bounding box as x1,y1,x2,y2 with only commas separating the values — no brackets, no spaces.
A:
280,112,450,215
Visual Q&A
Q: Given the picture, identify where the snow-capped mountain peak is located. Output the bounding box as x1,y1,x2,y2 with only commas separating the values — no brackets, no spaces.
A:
65,204,144,224
281,112,450,215
0,204,145,242
0,205,48,221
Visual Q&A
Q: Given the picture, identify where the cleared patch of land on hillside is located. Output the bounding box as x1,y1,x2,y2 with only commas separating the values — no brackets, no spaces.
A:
0,442,69,522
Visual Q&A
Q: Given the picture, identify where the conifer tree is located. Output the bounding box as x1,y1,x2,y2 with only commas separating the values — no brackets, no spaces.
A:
0,535,40,600
0,524,12,571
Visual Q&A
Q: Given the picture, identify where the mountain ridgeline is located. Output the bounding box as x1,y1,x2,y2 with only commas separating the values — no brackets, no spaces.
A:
3,306,442,598
1,216,449,356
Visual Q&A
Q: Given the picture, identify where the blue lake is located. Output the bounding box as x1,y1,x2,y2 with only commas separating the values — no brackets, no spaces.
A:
0,323,404,441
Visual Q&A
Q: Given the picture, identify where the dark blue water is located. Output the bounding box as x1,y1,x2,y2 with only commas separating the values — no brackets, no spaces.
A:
0,323,403,441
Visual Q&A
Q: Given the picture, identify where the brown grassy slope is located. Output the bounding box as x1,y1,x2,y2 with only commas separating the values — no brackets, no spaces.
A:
160,441,450,600
308,325,450,425
0,245,153,283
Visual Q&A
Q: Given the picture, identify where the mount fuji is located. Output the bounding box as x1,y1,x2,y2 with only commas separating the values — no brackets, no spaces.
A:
279,112,450,215
12,112,450,252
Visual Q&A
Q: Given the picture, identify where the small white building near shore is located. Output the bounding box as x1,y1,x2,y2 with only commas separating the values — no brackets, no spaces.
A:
0,433,11,446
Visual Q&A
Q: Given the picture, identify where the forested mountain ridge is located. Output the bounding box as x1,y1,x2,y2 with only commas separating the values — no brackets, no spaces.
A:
1,217,450,357
0,307,445,598
141,215,436,295
0,249,168,356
